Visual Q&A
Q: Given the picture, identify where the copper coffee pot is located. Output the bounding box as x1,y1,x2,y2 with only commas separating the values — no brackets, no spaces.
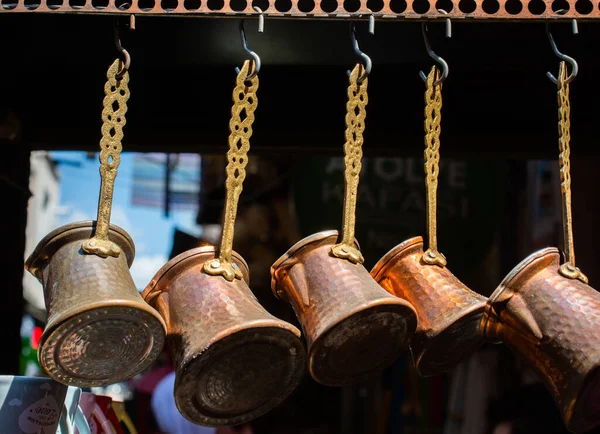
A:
371,28,487,377
271,35,418,387
481,57,600,433
143,56,306,427
25,59,166,387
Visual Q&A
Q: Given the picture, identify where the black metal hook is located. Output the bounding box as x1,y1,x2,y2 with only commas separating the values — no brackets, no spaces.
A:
419,9,451,86
235,6,264,80
546,12,578,85
348,16,375,85
113,13,132,78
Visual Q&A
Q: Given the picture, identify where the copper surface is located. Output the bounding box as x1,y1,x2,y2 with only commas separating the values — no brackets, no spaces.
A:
25,221,166,388
482,248,600,433
142,245,306,427
371,236,487,376
271,230,417,386
1,0,596,20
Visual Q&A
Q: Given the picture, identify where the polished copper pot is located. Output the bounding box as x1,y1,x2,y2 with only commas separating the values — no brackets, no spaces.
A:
481,248,600,433
25,221,166,388
142,246,306,427
271,230,417,386
371,236,487,376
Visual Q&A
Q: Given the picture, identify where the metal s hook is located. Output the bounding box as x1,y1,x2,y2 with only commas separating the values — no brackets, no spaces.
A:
546,13,578,85
235,6,264,80
348,15,375,85
419,9,451,86
113,14,132,79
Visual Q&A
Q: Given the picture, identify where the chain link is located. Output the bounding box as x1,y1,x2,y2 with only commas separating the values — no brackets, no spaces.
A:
203,60,258,281
82,59,130,258
331,64,368,264
422,66,447,267
556,61,587,283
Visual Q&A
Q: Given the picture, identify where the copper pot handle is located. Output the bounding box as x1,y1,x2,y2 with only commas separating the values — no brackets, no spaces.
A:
331,64,368,265
82,59,130,258
556,62,587,283
203,60,258,281
421,66,447,268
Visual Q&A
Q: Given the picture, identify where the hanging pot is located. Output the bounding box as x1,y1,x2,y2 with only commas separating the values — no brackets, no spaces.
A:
481,248,600,433
25,221,166,388
371,236,486,376
24,59,166,387
271,230,417,386
140,59,306,426
370,66,486,376
481,62,600,433
271,64,417,386
142,246,306,427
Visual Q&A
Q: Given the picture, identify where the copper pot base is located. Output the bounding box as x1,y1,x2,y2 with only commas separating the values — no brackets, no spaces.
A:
310,303,414,386
40,304,165,388
176,325,305,427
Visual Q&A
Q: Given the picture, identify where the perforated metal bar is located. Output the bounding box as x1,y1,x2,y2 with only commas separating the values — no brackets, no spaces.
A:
0,0,598,19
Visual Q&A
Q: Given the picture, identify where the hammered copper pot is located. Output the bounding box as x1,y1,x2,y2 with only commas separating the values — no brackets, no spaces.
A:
481,248,600,433
142,246,306,427
271,230,418,386
371,236,487,377
25,221,166,388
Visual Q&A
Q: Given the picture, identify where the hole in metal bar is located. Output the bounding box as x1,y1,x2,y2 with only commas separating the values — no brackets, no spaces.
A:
367,0,383,11
528,0,545,14
207,0,223,9
413,0,430,12
320,0,337,11
389,0,406,12
184,0,199,9
69,0,86,8
231,0,246,10
458,0,476,12
138,0,154,9
505,0,522,14
551,0,569,12
47,0,63,8
436,0,453,12
343,0,360,12
575,0,592,13
298,0,315,11
482,0,499,13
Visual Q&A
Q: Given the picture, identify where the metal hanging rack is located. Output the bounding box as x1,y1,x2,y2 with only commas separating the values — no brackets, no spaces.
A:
0,0,598,20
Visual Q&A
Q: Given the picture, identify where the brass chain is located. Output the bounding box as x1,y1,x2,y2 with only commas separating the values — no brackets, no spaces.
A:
331,64,368,264
82,59,130,258
203,60,258,281
556,61,588,283
422,66,447,267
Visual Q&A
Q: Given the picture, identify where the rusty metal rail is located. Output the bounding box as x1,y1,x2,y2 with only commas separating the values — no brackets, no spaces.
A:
0,0,598,20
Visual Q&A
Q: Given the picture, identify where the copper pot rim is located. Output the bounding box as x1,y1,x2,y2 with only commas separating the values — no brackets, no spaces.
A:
25,221,135,279
488,247,560,306
370,236,424,279
270,230,361,296
142,245,250,303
